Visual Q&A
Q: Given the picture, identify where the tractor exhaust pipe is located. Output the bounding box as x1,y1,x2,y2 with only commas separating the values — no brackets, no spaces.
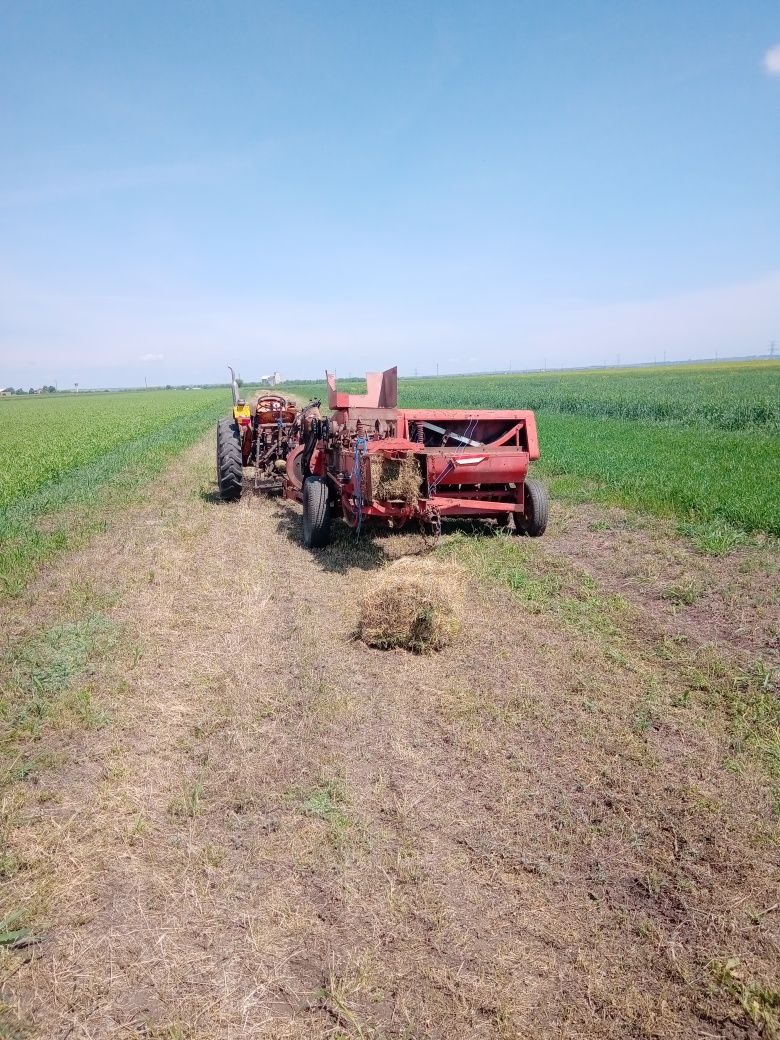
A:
228,365,240,406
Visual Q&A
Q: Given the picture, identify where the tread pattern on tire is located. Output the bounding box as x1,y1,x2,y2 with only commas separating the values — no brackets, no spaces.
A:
216,418,243,501
515,478,549,537
302,476,331,548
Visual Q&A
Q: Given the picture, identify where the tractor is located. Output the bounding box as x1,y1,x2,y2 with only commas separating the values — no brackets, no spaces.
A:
215,367,305,500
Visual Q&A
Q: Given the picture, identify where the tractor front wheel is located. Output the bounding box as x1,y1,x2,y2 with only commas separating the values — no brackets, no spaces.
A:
216,419,243,501
515,479,549,537
302,476,331,548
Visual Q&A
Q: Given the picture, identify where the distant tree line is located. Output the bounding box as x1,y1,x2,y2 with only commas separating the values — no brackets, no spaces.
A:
2,386,58,395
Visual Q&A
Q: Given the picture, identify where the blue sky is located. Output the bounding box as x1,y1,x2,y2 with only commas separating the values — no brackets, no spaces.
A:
1,1,779,388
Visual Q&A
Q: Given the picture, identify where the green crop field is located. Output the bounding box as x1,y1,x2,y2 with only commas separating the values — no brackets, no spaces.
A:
0,388,235,595
392,361,779,431
282,360,780,538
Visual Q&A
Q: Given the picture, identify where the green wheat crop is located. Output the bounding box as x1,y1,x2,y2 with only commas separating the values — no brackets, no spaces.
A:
0,387,235,594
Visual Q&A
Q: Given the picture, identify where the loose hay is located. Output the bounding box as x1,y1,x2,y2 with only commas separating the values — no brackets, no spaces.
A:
369,452,422,506
357,557,463,653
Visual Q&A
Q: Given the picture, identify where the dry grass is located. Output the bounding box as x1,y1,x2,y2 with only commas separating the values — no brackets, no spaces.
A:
1,439,778,1039
356,556,462,652
368,452,422,506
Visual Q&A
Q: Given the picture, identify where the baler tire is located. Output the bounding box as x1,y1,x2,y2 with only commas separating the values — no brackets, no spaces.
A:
515,479,549,537
216,419,243,501
302,476,331,548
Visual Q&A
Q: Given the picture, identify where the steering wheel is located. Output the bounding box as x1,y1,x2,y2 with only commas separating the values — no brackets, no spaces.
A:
257,394,289,410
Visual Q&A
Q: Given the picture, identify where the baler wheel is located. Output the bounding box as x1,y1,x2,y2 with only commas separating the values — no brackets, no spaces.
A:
216,419,244,501
515,479,549,537
302,476,331,548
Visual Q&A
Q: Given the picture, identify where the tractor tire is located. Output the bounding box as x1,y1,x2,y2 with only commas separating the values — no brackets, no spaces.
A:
302,476,331,548
515,478,549,537
216,418,243,501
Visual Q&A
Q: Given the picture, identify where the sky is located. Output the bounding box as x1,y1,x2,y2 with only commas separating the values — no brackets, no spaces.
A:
1,1,779,389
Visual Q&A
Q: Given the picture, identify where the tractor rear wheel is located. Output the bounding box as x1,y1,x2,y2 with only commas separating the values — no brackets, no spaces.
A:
216,419,243,501
302,476,331,548
515,478,549,537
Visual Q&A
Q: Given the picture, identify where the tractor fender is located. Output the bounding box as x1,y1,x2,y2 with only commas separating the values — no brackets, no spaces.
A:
286,443,325,490
286,444,305,492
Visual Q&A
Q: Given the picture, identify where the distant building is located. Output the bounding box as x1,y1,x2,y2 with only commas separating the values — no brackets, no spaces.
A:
260,372,282,386
0,387,11,396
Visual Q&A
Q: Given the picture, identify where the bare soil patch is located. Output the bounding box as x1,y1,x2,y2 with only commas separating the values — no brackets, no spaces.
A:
543,502,779,667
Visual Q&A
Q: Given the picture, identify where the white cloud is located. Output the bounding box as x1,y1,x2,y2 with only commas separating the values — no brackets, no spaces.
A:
764,44,780,75
140,353,164,362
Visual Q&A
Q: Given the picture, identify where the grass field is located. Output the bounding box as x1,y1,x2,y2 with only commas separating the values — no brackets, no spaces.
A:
2,435,778,1039
0,388,235,595
283,360,780,537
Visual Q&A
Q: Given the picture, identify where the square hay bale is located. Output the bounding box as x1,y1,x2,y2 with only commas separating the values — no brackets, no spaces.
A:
357,557,463,653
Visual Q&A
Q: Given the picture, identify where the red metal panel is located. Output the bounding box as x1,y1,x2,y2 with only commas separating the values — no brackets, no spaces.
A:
327,368,397,408
426,450,529,486
365,437,417,453
419,496,516,516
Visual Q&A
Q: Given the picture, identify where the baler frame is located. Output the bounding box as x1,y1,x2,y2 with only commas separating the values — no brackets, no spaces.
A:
283,367,549,547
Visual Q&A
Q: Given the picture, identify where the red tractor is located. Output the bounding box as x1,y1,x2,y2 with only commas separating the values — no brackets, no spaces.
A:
282,367,549,548
216,368,304,500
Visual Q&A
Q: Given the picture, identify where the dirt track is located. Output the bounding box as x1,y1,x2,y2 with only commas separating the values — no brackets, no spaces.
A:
1,437,778,1039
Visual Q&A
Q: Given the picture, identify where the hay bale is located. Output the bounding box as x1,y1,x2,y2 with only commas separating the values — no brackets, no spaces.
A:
357,557,462,653
369,453,422,506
